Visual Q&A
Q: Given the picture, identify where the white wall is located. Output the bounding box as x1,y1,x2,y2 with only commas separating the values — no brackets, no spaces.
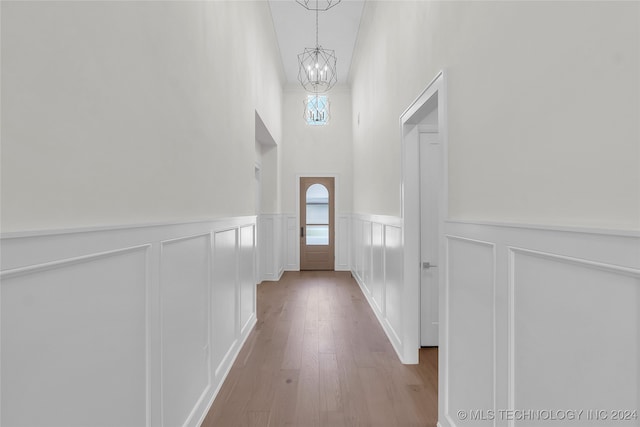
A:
350,1,639,230
279,85,353,271
1,1,284,232
260,144,281,214
256,110,281,216
280,85,353,215
349,4,640,427
1,2,283,425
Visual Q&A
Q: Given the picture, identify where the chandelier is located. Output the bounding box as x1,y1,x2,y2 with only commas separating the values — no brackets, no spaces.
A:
297,0,337,93
303,93,330,125
296,0,341,11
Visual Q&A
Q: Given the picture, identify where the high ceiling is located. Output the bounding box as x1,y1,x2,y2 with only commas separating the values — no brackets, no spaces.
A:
268,0,365,87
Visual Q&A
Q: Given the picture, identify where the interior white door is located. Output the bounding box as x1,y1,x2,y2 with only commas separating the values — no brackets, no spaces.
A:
420,131,441,347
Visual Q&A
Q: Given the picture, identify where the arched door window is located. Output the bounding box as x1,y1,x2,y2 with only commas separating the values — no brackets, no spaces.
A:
305,184,329,245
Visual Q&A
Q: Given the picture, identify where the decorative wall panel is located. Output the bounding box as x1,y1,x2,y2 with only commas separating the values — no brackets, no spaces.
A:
160,235,211,427
1,246,149,427
1,217,258,427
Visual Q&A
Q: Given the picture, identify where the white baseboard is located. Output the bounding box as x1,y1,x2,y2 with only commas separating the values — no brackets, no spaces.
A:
351,267,406,363
195,314,257,427
350,214,407,363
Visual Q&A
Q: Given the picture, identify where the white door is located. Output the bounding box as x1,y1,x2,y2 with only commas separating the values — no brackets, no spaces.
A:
420,131,441,346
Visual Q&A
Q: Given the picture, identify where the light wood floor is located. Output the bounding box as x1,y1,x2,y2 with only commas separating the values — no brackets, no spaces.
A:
202,271,438,427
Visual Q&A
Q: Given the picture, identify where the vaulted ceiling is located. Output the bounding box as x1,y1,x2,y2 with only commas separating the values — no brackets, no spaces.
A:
268,0,365,86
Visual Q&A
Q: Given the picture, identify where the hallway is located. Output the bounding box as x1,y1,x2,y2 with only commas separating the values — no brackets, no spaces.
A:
202,271,438,427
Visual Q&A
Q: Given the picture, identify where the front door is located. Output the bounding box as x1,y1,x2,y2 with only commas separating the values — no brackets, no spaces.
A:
300,177,335,271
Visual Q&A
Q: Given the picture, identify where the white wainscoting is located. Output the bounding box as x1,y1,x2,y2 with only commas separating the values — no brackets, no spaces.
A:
336,215,351,271
285,215,298,271
0,217,258,427
439,221,640,427
284,213,350,271
350,214,405,359
257,214,285,282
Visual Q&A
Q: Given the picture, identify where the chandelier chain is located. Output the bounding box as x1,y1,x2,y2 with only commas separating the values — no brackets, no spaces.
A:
296,0,337,93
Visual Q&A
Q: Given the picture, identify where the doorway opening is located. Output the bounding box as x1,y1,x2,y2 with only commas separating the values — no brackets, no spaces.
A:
400,71,447,354
255,111,278,283
299,177,335,271
419,128,441,347
400,70,447,422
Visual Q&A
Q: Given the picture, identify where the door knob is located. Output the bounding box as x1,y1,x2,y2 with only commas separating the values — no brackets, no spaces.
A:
422,261,437,269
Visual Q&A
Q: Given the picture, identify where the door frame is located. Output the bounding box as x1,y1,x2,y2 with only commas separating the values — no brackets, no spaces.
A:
399,70,448,361
299,176,335,271
295,173,340,271
254,162,262,285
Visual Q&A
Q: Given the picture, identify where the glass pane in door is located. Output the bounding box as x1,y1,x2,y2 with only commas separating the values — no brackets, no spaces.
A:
306,184,329,246
306,204,329,224
306,225,329,245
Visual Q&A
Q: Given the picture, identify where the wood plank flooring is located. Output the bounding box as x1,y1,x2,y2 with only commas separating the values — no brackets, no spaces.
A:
201,271,438,427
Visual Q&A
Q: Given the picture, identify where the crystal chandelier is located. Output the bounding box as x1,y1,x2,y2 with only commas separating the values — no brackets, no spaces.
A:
296,0,341,11
297,1,337,93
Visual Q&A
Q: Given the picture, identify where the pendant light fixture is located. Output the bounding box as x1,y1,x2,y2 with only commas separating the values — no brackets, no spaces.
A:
303,93,331,125
297,0,337,93
296,0,341,11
